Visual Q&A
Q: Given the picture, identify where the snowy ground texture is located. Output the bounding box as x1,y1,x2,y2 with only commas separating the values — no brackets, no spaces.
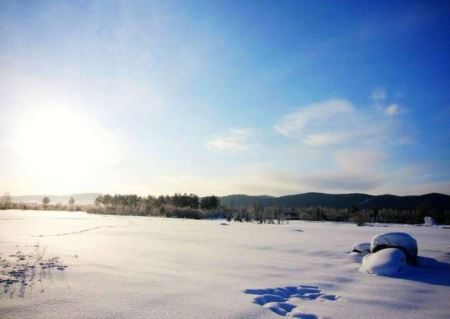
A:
0,210,449,319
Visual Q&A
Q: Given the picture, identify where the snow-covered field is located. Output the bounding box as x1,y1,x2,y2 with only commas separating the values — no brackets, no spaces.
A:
0,210,449,319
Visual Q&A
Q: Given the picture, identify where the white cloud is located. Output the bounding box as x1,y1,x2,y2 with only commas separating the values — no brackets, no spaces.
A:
303,133,348,147
275,99,357,147
334,148,385,172
370,88,401,117
275,99,354,138
275,95,408,149
220,146,388,195
385,103,400,117
206,128,255,152
275,99,386,148
301,148,386,192
371,88,387,102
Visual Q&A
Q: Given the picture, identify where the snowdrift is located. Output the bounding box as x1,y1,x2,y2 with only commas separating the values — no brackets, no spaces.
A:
361,248,407,275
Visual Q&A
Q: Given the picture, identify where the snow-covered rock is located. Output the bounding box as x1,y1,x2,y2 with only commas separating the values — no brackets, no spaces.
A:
424,216,436,226
370,232,418,263
351,242,371,254
361,248,407,275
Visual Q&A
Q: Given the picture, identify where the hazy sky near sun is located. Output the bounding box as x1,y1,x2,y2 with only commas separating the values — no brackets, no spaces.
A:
1,0,449,196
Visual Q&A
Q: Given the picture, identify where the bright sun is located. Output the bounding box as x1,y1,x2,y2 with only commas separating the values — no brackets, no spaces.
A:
12,107,120,193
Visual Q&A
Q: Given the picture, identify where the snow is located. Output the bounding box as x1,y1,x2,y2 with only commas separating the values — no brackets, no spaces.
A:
361,248,407,275
1,210,449,319
370,232,418,262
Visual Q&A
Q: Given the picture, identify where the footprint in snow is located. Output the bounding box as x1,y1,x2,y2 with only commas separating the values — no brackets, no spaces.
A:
244,285,339,318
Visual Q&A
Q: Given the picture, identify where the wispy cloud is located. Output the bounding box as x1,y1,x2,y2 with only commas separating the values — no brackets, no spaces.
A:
267,95,411,193
231,148,387,194
303,133,349,147
334,148,385,173
384,104,400,117
299,148,386,192
274,98,390,148
371,88,401,117
274,94,409,150
275,99,353,136
206,128,255,152
274,99,354,146
371,88,387,102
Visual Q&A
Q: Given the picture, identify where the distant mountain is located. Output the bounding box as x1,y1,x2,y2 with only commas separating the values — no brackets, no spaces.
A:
219,194,276,207
220,192,450,210
12,193,100,205
359,193,450,211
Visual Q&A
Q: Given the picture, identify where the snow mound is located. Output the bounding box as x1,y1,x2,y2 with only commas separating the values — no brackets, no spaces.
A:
371,232,418,263
361,248,407,275
424,216,436,226
351,242,371,254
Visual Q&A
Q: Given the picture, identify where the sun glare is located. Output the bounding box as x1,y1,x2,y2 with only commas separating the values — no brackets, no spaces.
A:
12,108,120,192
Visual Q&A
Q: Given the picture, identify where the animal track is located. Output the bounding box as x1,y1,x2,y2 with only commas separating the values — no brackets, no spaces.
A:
33,225,118,237
244,285,339,317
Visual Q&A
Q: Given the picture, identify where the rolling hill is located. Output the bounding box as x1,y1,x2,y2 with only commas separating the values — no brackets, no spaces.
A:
220,192,450,210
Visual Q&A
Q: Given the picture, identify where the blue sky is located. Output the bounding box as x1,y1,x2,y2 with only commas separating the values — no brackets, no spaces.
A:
0,0,449,196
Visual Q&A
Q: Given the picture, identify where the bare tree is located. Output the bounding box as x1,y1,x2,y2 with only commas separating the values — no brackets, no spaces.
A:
0,192,12,209
42,196,50,207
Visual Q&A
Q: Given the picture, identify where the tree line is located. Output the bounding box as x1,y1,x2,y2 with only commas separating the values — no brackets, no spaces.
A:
88,193,220,219
1,192,448,225
218,203,449,225
0,193,82,211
